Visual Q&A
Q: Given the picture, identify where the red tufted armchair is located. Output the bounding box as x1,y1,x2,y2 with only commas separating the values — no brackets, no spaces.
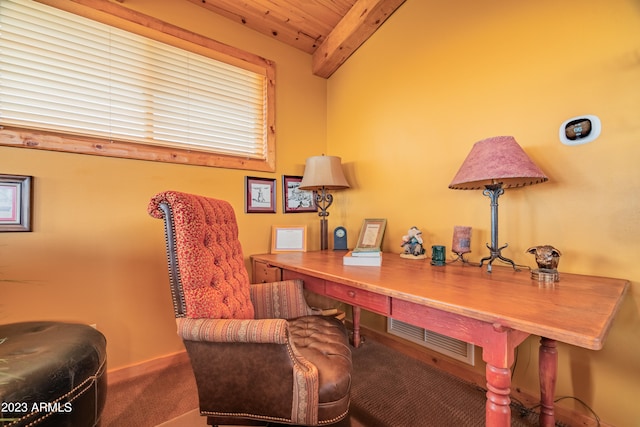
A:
148,191,352,427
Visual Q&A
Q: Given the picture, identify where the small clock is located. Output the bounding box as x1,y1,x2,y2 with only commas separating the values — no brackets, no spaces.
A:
333,226,348,251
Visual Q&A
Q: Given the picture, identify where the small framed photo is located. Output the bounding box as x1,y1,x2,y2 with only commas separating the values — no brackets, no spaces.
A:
271,225,307,253
0,174,32,232
354,218,387,252
283,175,317,213
245,176,276,213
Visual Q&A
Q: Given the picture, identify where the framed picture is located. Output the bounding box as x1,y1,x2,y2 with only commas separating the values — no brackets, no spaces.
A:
283,175,317,213
354,218,387,252
245,176,276,213
0,174,32,232
271,225,307,253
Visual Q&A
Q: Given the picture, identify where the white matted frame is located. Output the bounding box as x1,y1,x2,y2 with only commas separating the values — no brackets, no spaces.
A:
271,226,307,253
282,175,317,213
245,176,276,213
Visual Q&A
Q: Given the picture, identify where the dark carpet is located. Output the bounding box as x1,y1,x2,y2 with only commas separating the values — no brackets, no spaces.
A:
348,339,554,427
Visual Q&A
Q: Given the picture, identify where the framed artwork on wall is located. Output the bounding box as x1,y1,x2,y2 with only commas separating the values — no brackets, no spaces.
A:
0,174,32,232
245,176,276,213
282,175,317,213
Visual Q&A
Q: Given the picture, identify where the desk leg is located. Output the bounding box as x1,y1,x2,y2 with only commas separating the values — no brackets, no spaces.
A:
539,337,557,427
483,327,529,427
352,305,361,348
485,363,511,426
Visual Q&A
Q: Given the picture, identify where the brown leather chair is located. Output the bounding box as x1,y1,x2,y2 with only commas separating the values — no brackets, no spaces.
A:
148,191,352,426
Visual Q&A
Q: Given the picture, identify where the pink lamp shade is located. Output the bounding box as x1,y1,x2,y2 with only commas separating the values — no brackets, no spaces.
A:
449,136,548,190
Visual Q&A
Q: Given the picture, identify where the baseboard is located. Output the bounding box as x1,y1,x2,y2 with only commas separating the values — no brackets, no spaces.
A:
356,324,611,427
107,350,189,386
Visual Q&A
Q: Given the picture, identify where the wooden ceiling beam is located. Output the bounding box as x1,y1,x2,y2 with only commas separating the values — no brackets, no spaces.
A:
312,0,406,78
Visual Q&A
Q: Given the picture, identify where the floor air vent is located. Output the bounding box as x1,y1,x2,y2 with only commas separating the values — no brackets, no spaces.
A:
387,318,475,366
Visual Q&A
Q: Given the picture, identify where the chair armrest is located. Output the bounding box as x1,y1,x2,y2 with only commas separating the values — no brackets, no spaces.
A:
250,279,313,319
176,318,289,344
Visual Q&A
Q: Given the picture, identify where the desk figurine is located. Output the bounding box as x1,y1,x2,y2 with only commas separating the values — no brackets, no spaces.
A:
400,226,427,259
527,245,562,282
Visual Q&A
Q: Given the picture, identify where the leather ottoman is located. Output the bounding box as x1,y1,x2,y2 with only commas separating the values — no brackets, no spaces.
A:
0,321,107,427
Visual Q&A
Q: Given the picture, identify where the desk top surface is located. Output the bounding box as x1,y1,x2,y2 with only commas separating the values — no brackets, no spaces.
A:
252,251,629,350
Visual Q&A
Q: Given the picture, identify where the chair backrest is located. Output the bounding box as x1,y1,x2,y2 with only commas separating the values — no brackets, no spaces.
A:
148,191,255,320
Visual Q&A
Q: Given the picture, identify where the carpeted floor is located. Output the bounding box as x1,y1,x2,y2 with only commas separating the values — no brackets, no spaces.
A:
101,358,199,427
102,339,561,426
348,340,549,427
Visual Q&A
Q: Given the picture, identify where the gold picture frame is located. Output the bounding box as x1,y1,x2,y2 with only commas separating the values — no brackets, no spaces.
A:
354,218,386,252
271,225,307,253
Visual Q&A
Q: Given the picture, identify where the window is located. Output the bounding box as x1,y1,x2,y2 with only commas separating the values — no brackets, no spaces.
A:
0,0,275,171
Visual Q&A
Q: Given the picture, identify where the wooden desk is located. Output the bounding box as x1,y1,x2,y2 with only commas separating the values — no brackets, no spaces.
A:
251,251,628,427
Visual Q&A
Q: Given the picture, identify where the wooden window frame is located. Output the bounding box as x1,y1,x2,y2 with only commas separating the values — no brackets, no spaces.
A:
0,0,275,172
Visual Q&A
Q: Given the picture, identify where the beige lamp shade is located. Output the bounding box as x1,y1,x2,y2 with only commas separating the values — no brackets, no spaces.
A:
299,155,350,190
449,136,548,190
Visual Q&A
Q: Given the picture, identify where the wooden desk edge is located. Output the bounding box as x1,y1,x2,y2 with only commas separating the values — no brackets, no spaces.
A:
250,253,630,351
589,278,630,350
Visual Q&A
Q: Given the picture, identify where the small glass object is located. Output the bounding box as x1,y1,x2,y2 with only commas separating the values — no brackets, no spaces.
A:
431,245,446,266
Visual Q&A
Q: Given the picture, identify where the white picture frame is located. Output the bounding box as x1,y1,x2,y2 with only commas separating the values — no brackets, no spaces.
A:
271,225,307,253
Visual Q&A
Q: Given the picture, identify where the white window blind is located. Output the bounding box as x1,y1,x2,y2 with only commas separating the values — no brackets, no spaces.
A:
0,0,268,160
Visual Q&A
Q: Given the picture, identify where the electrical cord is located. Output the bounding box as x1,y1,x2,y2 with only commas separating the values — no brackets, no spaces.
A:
510,342,600,426
473,379,600,426
527,396,601,427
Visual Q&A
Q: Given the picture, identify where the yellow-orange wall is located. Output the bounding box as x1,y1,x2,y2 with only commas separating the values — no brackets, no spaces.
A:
1,0,326,374
326,1,640,426
1,0,639,425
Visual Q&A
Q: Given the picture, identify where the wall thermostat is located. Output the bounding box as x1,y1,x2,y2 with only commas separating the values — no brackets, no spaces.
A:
559,115,601,145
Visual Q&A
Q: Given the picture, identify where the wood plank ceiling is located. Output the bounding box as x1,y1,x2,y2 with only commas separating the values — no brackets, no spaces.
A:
186,0,407,78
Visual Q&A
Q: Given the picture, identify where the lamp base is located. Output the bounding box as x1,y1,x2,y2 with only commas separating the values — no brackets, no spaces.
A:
479,243,519,272
320,218,329,251
450,252,472,265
